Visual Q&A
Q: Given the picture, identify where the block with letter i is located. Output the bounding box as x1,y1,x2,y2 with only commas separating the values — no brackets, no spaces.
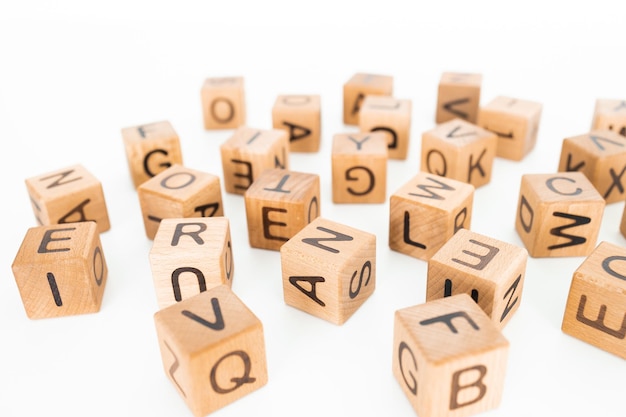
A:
343,72,393,125
591,98,626,137
392,294,509,417
201,76,246,130
436,72,482,124
272,94,321,152
280,217,376,325
359,96,412,160
561,241,626,359
11,222,108,319
154,285,268,417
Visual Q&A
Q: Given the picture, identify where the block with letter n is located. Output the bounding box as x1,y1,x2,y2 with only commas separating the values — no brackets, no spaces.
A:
359,96,412,160
201,76,246,130
342,72,393,125
591,98,626,137
436,72,482,124
272,94,321,153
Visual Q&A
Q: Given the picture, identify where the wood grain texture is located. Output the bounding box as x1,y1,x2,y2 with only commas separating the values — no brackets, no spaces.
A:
201,76,246,130
272,94,321,152
436,72,482,124
359,95,412,160
342,72,393,125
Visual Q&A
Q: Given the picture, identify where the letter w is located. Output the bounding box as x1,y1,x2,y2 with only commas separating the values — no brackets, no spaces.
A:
548,212,591,250
408,176,454,200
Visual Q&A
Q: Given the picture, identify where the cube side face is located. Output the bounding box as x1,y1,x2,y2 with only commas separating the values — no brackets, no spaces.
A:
436,73,482,124
201,77,246,130
592,99,626,136
272,95,321,153
359,96,412,160
343,73,393,125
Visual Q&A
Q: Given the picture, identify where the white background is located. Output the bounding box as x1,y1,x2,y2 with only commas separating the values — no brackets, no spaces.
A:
2,1,626,416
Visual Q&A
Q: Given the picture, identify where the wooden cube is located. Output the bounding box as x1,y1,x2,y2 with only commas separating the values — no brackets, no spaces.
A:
620,202,626,239
389,172,474,261
591,98,626,137
149,217,234,309
201,76,246,130
220,126,289,195
359,96,412,160
562,241,626,359
280,217,376,325
25,164,111,233
515,172,605,258
420,118,497,188
343,72,393,125
11,222,108,319
272,94,321,152
427,228,528,329
436,72,482,124
121,120,184,188
244,168,320,251
154,285,267,417
558,130,626,204
477,96,542,161
138,164,224,240
392,294,509,417
331,132,388,203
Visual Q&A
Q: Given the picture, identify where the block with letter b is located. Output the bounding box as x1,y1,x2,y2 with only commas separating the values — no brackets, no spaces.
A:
11,222,108,319
436,72,482,124
201,76,246,130
359,96,412,160
343,72,393,125
272,94,321,152
591,98,626,137
280,217,376,325
154,285,268,417
392,294,509,417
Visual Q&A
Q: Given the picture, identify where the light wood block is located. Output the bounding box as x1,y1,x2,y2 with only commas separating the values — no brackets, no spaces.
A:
11,222,107,319
154,285,267,417
343,72,393,125
201,76,246,130
591,98,626,137
244,168,320,251
389,172,474,261
420,118,497,188
393,294,509,417
562,241,626,359
25,164,111,233
138,164,224,240
331,132,388,203
515,172,605,258
436,72,482,124
220,126,289,195
272,94,321,152
359,96,412,160
427,228,528,329
477,96,542,161
620,201,626,239
121,120,184,188
280,217,376,325
149,217,234,310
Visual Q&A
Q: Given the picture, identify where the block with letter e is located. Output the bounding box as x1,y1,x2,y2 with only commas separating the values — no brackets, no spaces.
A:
343,72,393,125
591,98,626,137
359,96,412,160
272,94,321,152
436,72,482,124
201,76,246,130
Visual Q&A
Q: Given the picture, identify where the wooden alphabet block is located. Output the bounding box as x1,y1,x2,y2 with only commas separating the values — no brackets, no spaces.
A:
244,168,320,251
138,164,224,240
11,222,107,319
477,96,542,161
25,164,111,233
154,285,267,417
591,98,626,137
427,228,528,329
280,217,376,325
331,132,388,203
515,172,605,257
220,126,289,195
149,217,234,309
359,96,412,160
420,118,497,188
562,241,626,359
201,76,246,130
343,72,393,125
272,94,321,152
389,172,474,261
393,294,509,417
121,120,184,188
620,202,626,239
436,72,482,124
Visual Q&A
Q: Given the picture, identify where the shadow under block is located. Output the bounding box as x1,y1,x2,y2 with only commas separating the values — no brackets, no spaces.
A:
436,72,482,124
515,172,605,258
558,130,626,204
272,94,321,152
244,168,320,251
359,96,412,160
149,217,234,310
477,96,542,161
591,98,626,137
220,126,289,195
420,118,497,188
392,294,509,417
121,120,184,188
331,132,388,203
25,164,111,233
343,72,393,125
11,222,108,319
201,76,246,130
389,172,474,261
280,217,376,325
154,286,268,417
138,164,224,240
562,241,626,359
427,228,528,330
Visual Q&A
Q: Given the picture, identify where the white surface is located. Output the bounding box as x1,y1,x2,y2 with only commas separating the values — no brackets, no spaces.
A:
2,2,626,416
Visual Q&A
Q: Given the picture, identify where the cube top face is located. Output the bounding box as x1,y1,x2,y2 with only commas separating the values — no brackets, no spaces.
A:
272,94,320,112
573,241,626,293
392,172,475,212
202,76,244,90
423,118,496,148
345,72,393,90
481,96,542,119
121,120,178,144
332,132,388,156
562,129,626,156
440,72,482,87
245,168,319,203
221,126,289,155
139,164,221,203
26,164,99,200
521,172,604,204
360,95,412,116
